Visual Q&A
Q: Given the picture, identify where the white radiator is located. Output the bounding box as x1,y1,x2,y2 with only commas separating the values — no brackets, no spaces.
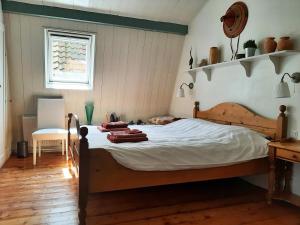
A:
22,115,61,152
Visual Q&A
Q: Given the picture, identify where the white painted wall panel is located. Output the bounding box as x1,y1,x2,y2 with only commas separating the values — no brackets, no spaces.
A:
169,0,300,195
4,13,184,148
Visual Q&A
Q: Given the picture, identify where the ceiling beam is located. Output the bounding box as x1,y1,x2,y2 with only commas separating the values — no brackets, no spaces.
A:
1,0,188,35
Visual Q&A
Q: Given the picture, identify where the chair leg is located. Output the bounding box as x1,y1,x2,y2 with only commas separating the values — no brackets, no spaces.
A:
33,139,37,165
38,141,42,157
65,138,68,161
62,139,64,156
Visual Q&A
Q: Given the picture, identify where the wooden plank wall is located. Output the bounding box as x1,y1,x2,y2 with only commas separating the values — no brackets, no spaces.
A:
4,13,184,147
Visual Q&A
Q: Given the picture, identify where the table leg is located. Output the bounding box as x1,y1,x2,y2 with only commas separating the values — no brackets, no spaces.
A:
38,141,41,157
33,139,37,165
62,139,64,156
283,161,293,194
268,146,276,204
275,159,285,194
65,138,68,161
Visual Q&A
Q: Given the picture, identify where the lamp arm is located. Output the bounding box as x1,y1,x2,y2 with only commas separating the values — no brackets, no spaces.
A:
180,82,194,89
180,83,189,88
281,73,292,82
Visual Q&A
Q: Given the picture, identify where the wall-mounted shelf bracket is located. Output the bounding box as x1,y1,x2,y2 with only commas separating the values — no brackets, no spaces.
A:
268,55,282,74
239,61,251,77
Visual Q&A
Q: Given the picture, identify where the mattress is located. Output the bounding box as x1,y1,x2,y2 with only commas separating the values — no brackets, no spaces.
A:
85,118,269,171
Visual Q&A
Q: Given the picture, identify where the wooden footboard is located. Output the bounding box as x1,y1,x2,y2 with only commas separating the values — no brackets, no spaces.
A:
67,102,287,225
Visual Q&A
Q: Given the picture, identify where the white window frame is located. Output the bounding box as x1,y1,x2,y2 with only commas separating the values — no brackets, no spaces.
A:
44,28,96,90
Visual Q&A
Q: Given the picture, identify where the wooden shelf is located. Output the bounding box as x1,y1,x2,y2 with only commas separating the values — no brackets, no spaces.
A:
187,50,300,82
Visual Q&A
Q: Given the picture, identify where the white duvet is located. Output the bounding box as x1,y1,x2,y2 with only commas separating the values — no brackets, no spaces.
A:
86,118,269,171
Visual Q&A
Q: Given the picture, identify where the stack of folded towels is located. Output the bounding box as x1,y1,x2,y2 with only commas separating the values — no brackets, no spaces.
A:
97,121,148,143
107,129,148,143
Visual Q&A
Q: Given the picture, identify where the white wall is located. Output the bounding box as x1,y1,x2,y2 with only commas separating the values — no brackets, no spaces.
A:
170,0,300,195
0,2,12,167
4,13,184,148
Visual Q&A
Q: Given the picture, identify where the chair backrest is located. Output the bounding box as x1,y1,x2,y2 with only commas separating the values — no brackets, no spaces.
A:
37,98,65,129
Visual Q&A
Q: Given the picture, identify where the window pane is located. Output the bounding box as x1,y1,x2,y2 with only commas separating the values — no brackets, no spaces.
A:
51,37,88,83
45,29,95,90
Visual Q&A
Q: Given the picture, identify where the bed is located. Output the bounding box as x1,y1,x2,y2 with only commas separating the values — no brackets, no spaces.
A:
67,101,288,225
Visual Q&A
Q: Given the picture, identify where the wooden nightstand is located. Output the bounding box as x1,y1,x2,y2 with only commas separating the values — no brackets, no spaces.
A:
268,141,300,206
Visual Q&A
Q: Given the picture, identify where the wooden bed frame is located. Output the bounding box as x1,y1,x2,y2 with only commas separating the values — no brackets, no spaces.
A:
67,101,287,225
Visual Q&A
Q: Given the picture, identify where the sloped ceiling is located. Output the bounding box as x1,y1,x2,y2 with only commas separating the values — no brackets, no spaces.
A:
10,0,207,24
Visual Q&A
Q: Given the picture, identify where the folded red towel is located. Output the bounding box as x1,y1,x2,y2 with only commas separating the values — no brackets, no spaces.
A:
107,134,148,143
101,121,128,129
128,129,143,134
97,126,130,133
109,132,147,139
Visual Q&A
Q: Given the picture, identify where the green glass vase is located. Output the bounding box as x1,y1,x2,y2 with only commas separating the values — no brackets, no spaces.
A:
85,102,94,125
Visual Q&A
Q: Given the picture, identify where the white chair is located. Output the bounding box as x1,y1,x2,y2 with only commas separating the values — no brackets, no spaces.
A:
32,98,68,165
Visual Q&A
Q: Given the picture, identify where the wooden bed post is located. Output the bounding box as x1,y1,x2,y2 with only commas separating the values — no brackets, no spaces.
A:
193,101,199,118
79,127,89,225
276,105,287,142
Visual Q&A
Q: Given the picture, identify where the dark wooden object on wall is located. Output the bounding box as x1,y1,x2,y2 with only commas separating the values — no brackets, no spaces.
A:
67,101,287,225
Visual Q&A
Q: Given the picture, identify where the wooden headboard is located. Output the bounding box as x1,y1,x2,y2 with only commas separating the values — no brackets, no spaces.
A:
193,101,287,141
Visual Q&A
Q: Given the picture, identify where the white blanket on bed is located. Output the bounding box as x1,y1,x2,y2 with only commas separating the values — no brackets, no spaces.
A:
86,118,269,171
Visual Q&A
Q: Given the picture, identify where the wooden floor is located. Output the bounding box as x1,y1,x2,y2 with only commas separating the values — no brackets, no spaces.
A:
1,153,300,225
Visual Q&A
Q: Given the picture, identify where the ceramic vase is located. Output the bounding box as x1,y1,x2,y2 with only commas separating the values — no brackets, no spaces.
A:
263,37,277,53
209,47,219,64
245,48,256,57
277,36,293,51
85,102,94,125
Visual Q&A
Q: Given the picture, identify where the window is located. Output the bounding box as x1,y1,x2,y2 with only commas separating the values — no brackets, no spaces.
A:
44,29,96,90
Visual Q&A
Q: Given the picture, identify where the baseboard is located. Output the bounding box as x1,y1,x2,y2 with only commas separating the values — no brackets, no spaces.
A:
243,175,300,197
0,148,10,168
0,154,5,168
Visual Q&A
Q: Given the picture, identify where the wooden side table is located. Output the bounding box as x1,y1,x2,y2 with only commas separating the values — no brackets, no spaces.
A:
268,141,300,206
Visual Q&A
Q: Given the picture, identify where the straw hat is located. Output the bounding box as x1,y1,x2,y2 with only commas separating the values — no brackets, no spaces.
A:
220,1,248,38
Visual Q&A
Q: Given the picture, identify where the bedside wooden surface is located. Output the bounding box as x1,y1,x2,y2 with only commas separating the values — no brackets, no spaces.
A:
268,140,300,207
268,141,300,152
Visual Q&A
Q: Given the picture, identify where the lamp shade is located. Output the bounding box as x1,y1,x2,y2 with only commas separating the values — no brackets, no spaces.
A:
275,81,291,98
176,87,185,98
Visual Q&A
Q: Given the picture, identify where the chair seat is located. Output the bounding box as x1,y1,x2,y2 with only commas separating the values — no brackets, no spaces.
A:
32,128,68,140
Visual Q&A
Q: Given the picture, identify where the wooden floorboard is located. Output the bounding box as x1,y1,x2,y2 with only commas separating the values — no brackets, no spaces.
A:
1,153,300,225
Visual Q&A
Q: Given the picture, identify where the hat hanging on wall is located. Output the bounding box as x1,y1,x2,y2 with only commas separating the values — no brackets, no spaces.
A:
220,1,248,60
220,1,248,38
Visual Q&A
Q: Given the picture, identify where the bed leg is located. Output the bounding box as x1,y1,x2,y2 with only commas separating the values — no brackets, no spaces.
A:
79,127,89,225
